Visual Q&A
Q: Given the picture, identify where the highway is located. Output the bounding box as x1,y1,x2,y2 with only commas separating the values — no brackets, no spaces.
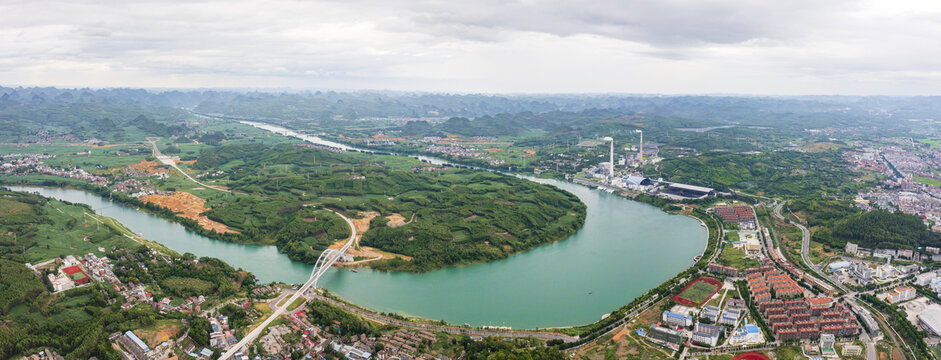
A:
147,138,229,192
219,209,356,360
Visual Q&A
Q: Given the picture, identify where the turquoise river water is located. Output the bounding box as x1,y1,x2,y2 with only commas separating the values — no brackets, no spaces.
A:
11,180,705,329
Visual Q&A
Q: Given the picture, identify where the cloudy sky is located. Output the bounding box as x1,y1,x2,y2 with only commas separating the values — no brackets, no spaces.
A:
1,0,940,94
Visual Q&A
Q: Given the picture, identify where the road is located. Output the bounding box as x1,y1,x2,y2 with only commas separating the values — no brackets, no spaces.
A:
860,330,877,360
147,138,229,192
773,202,849,293
311,294,577,342
219,209,356,360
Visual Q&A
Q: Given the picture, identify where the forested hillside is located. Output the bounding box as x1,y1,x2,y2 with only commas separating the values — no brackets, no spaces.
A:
195,143,586,271
813,210,941,250
650,151,869,196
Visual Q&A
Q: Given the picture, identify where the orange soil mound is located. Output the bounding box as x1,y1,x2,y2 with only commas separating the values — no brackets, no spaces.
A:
136,322,181,347
175,159,197,164
385,213,414,228
140,192,238,234
522,149,537,156
330,211,413,263
484,148,503,153
128,159,168,175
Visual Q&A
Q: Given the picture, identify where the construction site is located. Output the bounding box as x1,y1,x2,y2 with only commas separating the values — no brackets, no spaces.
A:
140,191,238,234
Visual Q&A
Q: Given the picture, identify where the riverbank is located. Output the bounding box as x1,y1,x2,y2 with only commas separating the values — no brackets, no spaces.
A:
232,119,716,330
2,118,712,331
11,178,707,330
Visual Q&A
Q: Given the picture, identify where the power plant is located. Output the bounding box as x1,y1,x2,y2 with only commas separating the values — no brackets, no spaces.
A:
635,129,644,161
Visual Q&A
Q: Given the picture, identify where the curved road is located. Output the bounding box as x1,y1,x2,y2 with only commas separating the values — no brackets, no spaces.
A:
772,202,848,293
148,138,229,192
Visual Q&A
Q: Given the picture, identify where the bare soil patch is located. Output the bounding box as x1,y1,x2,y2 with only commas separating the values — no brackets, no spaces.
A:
128,159,168,175
386,213,414,228
135,321,182,348
141,192,238,234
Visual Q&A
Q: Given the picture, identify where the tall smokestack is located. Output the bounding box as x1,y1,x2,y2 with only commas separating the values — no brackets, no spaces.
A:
639,131,643,161
604,137,614,178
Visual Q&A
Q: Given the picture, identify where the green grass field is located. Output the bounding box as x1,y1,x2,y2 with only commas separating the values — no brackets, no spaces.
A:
916,177,941,187
677,280,720,305
717,244,760,270
920,138,941,149
725,231,740,242
15,200,138,264
160,277,214,297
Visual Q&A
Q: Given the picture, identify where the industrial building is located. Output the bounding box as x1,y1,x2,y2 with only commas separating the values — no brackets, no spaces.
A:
622,175,653,186
117,330,150,359
647,324,683,345
919,309,941,336
827,261,851,273
661,182,715,199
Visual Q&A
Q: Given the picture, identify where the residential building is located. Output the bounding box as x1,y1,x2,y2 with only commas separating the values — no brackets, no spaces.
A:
886,286,916,304
845,242,858,255
852,306,881,338
700,305,720,322
707,263,741,278
897,249,914,261
662,311,692,328
843,345,863,357
916,272,937,286
820,333,835,350
691,322,723,347
719,307,742,326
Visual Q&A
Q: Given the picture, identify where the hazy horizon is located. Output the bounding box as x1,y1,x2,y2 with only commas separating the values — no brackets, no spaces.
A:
3,0,941,95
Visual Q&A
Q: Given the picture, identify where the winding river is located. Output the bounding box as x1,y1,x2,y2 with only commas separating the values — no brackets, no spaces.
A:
8,123,707,329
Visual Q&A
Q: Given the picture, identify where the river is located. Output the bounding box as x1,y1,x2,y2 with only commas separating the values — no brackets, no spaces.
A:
8,124,707,329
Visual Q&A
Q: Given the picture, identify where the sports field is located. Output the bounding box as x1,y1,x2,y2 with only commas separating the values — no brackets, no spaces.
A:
672,278,721,306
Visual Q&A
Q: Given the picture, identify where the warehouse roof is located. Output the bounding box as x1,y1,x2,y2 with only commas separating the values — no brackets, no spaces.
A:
666,182,714,193
124,330,150,353
919,309,941,336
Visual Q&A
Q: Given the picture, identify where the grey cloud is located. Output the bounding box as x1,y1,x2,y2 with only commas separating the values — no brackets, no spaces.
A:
372,0,860,47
